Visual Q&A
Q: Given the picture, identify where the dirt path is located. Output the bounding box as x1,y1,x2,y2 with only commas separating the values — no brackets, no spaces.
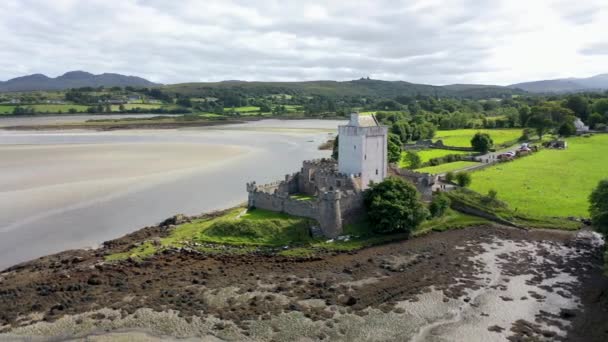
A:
0,225,605,341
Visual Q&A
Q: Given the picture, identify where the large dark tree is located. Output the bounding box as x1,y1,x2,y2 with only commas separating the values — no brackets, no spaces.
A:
589,179,608,235
564,95,590,122
527,112,554,139
364,177,428,235
470,132,493,153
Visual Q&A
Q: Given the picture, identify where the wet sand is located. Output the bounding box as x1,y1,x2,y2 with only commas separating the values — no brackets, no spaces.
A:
0,120,342,269
0,223,605,341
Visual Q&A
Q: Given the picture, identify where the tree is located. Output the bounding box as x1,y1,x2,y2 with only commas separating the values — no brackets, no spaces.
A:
404,151,421,169
429,192,451,218
589,113,605,129
388,133,402,164
364,177,428,235
455,172,472,187
564,95,590,122
526,112,554,139
589,179,608,235
557,121,576,137
593,99,608,117
331,135,339,160
470,132,493,153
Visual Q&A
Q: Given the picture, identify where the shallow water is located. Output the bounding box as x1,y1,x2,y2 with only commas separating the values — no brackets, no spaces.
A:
0,119,343,269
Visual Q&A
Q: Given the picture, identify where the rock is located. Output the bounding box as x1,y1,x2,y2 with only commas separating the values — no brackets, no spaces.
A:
160,214,189,227
87,276,102,286
559,309,576,319
488,325,505,333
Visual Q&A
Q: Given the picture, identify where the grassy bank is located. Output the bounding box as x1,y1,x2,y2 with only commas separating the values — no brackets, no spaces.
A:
446,188,580,230
105,206,490,261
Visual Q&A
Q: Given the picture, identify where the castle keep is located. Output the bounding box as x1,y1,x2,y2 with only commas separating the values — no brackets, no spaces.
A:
246,113,388,237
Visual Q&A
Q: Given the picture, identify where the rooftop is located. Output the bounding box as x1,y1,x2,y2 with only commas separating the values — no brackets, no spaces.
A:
347,113,379,127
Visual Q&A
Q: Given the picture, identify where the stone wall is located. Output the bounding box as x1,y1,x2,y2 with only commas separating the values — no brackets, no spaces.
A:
246,158,367,237
247,183,365,238
390,166,438,201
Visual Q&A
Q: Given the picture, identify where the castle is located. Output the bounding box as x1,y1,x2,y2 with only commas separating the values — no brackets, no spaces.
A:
246,113,388,237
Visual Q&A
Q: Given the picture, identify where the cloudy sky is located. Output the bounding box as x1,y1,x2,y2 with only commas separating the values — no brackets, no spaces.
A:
1,0,607,85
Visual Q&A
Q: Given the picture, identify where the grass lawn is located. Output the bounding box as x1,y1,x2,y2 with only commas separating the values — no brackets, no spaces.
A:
399,149,471,168
415,161,480,174
434,129,522,147
290,194,316,201
284,105,303,113
105,208,314,261
470,134,608,218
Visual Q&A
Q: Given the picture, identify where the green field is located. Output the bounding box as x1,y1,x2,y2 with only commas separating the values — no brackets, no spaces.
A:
434,129,522,147
0,104,90,114
470,135,608,217
416,161,480,174
399,149,470,168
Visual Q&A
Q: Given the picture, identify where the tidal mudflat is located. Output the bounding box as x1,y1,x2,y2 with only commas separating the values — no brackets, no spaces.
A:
0,119,343,269
0,226,604,341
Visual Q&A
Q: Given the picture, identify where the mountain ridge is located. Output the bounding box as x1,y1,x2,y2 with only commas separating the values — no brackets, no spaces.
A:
509,74,608,93
0,71,159,92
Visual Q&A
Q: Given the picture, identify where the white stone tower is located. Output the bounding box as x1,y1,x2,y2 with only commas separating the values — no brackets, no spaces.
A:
338,113,388,189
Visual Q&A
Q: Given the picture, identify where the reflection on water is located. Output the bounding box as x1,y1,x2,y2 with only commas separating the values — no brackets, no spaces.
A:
0,119,344,269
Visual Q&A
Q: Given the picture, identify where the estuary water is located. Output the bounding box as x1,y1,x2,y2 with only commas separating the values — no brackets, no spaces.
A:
0,117,343,269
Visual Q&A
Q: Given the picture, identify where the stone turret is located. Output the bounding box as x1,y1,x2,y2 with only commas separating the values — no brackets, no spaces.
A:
318,191,342,238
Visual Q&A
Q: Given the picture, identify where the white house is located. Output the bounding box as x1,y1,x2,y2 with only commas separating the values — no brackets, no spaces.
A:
574,117,589,133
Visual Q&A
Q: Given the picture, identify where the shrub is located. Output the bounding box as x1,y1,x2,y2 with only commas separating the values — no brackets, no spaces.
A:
482,189,498,204
471,132,494,153
404,151,422,169
429,192,451,218
589,179,608,236
445,171,455,183
455,172,472,187
364,177,428,235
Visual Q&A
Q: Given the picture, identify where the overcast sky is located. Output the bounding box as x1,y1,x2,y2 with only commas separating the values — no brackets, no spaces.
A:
1,0,607,85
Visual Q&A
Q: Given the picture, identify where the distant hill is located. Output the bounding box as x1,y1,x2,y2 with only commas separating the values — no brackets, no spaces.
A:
0,71,159,92
509,74,608,93
164,78,525,99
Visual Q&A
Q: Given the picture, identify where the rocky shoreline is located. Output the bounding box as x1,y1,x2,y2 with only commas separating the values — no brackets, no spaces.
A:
0,213,606,341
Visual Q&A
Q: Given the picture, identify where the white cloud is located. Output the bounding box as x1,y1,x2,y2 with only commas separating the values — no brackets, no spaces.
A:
0,0,606,85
